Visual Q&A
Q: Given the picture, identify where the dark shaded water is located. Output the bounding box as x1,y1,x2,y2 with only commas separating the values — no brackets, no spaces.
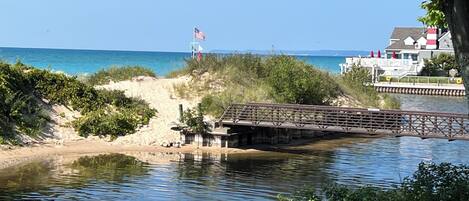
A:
0,95,468,200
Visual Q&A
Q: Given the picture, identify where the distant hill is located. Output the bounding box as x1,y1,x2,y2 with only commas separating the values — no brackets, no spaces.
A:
210,49,369,57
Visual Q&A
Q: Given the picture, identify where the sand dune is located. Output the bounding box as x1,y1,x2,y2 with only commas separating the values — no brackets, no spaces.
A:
0,76,224,169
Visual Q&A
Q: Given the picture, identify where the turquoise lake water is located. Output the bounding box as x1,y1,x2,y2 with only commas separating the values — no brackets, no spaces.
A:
0,47,344,76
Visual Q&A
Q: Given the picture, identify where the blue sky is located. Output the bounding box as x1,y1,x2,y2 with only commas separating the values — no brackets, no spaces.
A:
0,0,425,52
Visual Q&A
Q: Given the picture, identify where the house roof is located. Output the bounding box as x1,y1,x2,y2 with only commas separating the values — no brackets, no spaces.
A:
386,27,426,50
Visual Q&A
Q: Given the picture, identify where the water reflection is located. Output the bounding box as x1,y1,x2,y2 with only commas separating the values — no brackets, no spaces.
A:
0,154,151,200
1,137,469,200
70,154,150,182
0,160,55,199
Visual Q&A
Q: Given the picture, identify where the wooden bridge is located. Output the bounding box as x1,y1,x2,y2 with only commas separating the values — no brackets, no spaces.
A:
218,103,469,140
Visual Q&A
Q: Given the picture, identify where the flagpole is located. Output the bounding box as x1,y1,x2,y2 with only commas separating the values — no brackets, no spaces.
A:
192,27,195,59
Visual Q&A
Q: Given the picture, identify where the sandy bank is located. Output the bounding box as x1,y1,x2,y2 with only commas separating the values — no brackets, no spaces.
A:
0,76,224,169
0,139,261,170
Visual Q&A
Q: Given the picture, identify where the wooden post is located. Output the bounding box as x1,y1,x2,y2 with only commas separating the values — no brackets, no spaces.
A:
179,104,184,122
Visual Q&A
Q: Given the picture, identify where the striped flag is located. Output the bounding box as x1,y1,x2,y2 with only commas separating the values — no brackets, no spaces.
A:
194,28,206,41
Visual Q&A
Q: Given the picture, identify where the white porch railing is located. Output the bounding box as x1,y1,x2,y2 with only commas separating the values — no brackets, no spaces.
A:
344,57,415,68
341,57,421,77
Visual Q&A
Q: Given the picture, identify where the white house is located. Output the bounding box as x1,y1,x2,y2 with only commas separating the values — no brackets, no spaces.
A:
385,27,454,63
340,27,455,79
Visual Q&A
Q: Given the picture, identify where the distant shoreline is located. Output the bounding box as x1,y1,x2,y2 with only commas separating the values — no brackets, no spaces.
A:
0,46,366,57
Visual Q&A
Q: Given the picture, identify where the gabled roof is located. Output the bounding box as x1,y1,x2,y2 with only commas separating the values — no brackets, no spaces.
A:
386,27,426,50
390,27,426,40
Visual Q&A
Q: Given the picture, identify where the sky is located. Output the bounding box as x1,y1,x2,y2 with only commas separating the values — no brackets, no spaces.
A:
0,0,426,52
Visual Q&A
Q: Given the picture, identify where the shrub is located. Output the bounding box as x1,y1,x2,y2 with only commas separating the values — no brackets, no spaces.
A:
0,61,156,143
421,53,459,76
265,56,340,105
86,66,156,85
342,65,372,87
72,109,137,139
277,186,320,201
0,61,49,140
181,106,211,134
400,162,469,201
172,54,341,116
280,162,469,201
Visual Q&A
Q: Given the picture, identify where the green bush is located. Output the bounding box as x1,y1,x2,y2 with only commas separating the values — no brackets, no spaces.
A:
72,109,137,139
277,186,320,201
265,56,339,105
0,61,156,143
400,162,469,201
421,53,460,76
280,162,469,201
0,62,50,139
173,54,341,116
181,106,210,134
86,66,156,85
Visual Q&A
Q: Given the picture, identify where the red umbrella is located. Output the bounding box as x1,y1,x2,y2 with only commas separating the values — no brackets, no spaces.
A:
377,50,381,58
392,51,396,59
370,51,374,58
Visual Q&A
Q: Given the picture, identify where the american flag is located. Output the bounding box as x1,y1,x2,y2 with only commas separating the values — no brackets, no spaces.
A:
194,28,206,41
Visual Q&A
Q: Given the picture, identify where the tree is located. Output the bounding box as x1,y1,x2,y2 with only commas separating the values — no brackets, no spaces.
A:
419,0,469,108
421,53,459,76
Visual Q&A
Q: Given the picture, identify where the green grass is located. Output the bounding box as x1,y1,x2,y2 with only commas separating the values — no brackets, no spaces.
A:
86,66,156,85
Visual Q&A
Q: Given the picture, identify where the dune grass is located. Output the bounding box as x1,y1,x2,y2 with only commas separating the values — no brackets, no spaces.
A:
170,54,400,117
170,54,342,116
86,66,156,85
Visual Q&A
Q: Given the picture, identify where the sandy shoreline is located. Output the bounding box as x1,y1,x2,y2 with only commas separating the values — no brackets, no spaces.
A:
0,139,262,170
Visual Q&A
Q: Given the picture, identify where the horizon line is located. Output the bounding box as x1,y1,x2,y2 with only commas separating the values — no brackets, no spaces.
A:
0,46,369,54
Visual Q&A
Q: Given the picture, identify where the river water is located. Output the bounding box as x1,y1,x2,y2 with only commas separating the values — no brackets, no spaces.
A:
0,95,468,200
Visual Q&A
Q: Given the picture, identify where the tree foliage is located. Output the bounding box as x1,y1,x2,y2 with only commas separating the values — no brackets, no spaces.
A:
421,53,460,76
418,0,447,28
419,0,469,106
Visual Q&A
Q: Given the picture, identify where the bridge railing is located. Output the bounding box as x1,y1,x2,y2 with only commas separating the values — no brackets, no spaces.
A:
219,103,469,140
